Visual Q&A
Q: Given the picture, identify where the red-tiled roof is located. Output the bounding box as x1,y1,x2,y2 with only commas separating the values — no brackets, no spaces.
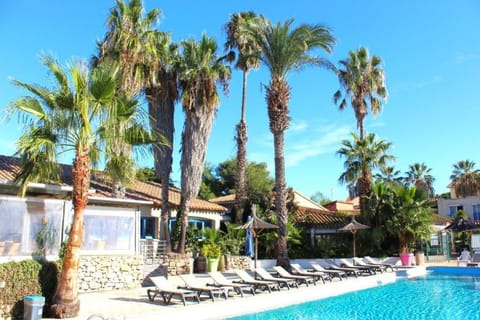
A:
0,155,226,213
323,199,360,215
433,214,451,225
211,191,344,226
292,207,349,229
210,194,236,205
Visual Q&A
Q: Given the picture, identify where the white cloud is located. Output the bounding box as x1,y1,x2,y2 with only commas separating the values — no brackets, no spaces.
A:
248,119,353,173
285,124,351,167
455,52,480,64
288,120,308,133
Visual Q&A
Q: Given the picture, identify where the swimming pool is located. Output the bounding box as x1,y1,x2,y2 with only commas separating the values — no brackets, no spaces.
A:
229,270,480,320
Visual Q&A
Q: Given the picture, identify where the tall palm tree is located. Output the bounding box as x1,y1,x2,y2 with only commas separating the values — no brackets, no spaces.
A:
95,0,160,198
8,57,119,317
333,47,387,139
241,18,335,268
143,31,179,252
175,34,231,253
224,11,262,224
405,162,435,198
337,132,394,216
450,160,480,198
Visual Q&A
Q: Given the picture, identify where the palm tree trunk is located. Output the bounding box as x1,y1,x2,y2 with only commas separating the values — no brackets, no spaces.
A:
147,87,175,252
235,120,248,224
266,78,291,270
235,70,249,224
358,168,372,217
353,100,366,139
273,130,290,269
176,196,190,253
176,105,216,253
51,150,90,318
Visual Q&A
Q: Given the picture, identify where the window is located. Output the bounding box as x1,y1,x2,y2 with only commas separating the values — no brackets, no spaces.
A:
168,218,213,234
448,205,463,217
82,207,137,252
141,217,156,239
0,197,63,256
473,204,480,224
429,233,439,246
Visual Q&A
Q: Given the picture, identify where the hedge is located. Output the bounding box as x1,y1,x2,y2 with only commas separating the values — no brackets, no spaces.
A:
0,259,60,319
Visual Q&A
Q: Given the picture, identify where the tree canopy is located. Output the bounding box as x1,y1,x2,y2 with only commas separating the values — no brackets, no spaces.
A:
199,158,274,205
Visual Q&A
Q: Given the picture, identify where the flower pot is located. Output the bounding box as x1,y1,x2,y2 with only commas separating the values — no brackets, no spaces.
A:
207,257,220,272
399,253,414,266
415,252,425,266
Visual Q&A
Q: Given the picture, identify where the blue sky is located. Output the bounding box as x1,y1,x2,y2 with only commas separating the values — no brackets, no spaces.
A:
1,1,480,201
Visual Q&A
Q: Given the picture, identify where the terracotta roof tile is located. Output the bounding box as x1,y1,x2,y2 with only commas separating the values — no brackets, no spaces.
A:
433,214,451,225
210,194,236,205
292,207,349,229
0,155,226,213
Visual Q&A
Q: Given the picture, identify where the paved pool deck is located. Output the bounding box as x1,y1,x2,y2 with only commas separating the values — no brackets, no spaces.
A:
43,262,448,320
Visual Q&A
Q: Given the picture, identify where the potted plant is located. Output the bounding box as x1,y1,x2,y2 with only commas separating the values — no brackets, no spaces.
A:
385,185,433,266
201,243,221,272
218,223,245,270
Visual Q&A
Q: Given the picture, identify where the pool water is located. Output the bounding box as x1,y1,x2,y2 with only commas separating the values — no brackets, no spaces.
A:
229,274,480,320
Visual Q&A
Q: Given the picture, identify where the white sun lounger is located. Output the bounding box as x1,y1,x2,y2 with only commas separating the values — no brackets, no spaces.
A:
147,276,199,306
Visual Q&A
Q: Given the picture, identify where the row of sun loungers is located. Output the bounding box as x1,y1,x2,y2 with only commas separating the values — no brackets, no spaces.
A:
147,257,397,306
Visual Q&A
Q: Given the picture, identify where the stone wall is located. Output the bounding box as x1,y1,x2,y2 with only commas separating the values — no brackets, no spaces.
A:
76,254,252,291
78,255,143,292
226,255,252,270
166,252,193,276
164,254,252,275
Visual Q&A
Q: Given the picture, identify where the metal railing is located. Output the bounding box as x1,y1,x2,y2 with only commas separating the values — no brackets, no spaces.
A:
139,239,167,265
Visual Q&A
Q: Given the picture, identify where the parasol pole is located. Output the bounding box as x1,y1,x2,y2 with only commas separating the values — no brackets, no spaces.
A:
254,231,258,269
352,229,357,257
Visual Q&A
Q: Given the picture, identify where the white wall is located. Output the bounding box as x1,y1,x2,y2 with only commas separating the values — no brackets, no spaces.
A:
437,196,480,219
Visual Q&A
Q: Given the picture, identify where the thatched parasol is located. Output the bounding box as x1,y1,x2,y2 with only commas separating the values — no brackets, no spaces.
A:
236,205,278,268
445,217,480,233
338,216,370,257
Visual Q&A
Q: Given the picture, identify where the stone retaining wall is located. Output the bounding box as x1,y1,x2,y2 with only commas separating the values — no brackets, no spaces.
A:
78,255,143,292
225,255,252,270
165,254,252,275
165,252,193,275
78,254,252,291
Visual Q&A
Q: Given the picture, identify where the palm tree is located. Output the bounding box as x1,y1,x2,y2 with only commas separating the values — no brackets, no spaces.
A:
95,0,160,198
143,31,179,252
224,11,262,224
8,57,119,317
333,47,387,139
175,34,231,253
405,162,435,198
365,181,395,252
374,165,403,187
385,185,433,254
337,132,394,216
450,160,480,198
241,18,335,268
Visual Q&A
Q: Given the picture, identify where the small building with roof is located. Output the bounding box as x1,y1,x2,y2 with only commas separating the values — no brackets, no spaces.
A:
0,154,226,259
211,189,351,247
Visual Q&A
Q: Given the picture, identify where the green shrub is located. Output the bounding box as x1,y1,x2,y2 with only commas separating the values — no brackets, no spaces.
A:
0,259,61,319
201,243,221,258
